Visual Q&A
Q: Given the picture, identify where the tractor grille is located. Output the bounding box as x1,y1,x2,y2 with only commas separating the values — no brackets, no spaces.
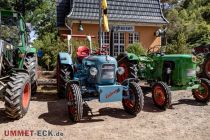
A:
101,64,115,80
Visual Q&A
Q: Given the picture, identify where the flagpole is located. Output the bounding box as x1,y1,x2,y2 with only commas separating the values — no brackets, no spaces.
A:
99,0,103,51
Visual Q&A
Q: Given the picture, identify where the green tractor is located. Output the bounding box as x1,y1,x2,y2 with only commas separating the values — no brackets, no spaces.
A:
0,10,37,119
117,45,210,109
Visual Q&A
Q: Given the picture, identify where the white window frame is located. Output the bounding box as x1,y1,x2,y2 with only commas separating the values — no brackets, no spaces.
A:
113,32,125,57
129,32,140,44
99,32,110,54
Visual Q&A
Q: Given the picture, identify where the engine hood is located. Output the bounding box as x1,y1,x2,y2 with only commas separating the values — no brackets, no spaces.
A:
82,55,118,85
83,55,117,66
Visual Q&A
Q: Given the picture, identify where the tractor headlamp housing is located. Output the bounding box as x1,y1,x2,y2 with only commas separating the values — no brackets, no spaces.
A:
90,67,98,76
117,67,125,75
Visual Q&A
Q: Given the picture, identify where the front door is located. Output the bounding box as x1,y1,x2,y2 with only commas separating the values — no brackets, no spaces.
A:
113,32,125,57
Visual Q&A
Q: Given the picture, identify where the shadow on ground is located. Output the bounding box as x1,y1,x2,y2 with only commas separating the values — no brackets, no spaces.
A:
172,99,208,106
31,91,58,102
143,95,166,113
38,99,138,125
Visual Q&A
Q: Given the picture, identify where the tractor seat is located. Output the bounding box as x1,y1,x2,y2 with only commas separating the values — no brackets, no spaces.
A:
77,46,90,63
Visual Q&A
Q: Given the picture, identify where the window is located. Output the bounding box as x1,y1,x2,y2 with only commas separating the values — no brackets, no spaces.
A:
129,32,140,44
99,32,110,54
113,32,125,57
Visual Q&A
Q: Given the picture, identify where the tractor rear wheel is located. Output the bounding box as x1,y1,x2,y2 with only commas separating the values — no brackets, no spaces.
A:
4,72,31,119
117,58,137,83
66,83,83,122
152,82,171,110
122,82,144,115
24,54,38,95
203,56,210,80
192,78,210,103
57,56,73,98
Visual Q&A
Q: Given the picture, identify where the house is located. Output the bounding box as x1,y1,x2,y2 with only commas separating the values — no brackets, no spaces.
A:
56,0,168,56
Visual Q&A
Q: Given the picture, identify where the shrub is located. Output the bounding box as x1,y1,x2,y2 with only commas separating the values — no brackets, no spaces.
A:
126,42,146,56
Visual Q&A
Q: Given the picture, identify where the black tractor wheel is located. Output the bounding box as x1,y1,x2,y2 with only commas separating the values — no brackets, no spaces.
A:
66,83,83,122
117,57,138,83
122,82,144,115
192,78,210,103
4,72,31,119
56,57,73,98
202,56,210,80
24,54,38,95
152,82,171,110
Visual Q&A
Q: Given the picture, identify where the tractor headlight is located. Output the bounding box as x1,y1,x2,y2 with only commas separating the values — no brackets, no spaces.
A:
117,67,125,75
187,69,196,77
90,67,98,76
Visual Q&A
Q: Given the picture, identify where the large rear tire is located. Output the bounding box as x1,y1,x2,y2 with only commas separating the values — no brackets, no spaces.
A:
122,82,144,115
66,83,83,122
117,57,138,83
24,54,38,95
152,82,171,110
56,56,73,98
192,78,210,103
4,72,31,119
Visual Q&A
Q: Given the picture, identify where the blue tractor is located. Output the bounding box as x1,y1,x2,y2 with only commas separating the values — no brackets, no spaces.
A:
56,35,144,122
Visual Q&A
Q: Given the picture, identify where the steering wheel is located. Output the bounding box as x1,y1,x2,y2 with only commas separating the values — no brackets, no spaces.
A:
92,49,108,55
147,45,165,55
92,45,109,55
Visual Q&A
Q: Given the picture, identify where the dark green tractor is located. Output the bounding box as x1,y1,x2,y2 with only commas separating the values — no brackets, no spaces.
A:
117,45,210,109
0,10,37,119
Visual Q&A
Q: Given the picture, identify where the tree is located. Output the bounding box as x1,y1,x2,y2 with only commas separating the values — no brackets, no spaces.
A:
165,0,210,52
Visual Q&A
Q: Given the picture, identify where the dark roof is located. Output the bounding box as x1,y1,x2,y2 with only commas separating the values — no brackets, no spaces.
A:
56,0,168,27
56,0,71,27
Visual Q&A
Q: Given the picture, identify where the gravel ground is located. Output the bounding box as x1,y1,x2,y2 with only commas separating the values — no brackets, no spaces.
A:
0,86,209,140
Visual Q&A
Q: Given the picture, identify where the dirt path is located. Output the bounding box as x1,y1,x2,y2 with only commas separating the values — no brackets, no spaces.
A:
0,86,209,140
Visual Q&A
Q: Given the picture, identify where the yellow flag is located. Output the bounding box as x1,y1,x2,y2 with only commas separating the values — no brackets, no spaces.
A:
102,0,108,9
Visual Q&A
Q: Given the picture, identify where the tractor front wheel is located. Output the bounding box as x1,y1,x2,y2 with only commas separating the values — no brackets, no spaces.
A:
152,82,171,110
4,72,31,119
122,82,144,115
66,83,83,122
192,78,210,103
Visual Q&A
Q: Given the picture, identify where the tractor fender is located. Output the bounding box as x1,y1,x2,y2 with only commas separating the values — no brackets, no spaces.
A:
117,52,139,63
58,52,73,65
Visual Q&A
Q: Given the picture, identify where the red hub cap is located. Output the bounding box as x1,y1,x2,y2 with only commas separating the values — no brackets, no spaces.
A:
194,83,209,100
22,83,30,109
118,63,129,83
153,86,166,106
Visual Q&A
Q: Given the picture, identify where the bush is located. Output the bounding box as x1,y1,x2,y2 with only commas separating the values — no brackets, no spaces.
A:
126,42,146,56
166,32,191,54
